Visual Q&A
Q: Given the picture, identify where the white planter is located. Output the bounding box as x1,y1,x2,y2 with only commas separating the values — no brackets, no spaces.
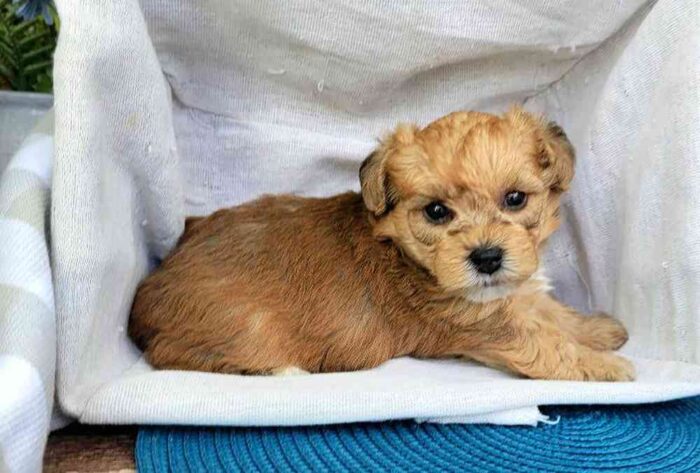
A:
0,90,52,174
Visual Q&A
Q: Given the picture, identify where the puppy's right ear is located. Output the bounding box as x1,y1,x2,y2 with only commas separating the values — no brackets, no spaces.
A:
359,124,416,216
538,120,575,193
359,150,391,216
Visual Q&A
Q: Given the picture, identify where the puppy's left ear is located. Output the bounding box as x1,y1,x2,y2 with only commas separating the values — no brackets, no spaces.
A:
359,124,416,216
538,120,576,193
506,107,575,193
359,150,391,216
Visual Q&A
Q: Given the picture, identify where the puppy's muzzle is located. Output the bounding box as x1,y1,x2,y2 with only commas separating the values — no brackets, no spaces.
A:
468,246,504,275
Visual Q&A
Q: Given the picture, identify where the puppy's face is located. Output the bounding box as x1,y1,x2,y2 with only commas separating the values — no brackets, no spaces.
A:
360,107,575,302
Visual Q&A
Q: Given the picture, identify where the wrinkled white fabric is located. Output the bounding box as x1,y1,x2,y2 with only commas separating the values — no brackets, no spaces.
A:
0,356,48,473
0,122,54,473
41,0,699,438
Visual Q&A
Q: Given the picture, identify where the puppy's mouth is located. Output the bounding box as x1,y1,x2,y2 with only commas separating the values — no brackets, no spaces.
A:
472,269,514,288
464,270,517,303
466,281,517,303
464,266,548,303
480,279,503,288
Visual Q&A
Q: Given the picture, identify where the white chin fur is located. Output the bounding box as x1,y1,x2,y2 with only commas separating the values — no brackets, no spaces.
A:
466,283,518,303
528,266,553,293
465,267,551,303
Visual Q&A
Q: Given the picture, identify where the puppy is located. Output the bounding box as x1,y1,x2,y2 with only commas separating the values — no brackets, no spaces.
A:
129,107,634,381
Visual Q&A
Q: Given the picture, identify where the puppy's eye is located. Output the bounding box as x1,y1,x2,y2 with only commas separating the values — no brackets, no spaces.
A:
423,201,453,224
503,191,527,210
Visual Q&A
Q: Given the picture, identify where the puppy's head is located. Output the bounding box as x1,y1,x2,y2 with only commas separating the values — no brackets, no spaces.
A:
360,107,574,302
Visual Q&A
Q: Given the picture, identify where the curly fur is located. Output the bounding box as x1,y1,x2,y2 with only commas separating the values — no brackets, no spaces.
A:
129,107,633,381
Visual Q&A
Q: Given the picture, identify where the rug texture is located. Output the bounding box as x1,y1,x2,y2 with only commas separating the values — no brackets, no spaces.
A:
136,396,700,472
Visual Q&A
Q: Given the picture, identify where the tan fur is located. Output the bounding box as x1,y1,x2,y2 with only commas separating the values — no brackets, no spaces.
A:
129,107,634,381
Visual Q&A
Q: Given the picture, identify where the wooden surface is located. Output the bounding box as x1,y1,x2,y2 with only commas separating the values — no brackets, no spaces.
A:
43,424,136,473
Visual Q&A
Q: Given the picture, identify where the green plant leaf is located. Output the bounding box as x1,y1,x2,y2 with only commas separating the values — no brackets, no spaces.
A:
49,4,59,31
0,61,13,80
21,42,52,62
0,0,57,92
23,59,51,74
17,30,52,49
0,33,12,49
10,20,34,38
33,71,51,92
0,40,16,66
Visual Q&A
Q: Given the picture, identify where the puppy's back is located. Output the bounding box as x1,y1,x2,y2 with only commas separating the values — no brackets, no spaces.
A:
128,192,391,373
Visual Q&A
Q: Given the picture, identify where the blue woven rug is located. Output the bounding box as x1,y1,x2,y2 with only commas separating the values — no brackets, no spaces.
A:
136,396,700,472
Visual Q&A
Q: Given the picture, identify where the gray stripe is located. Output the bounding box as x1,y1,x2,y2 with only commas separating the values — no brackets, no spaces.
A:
0,284,54,403
0,166,48,196
0,168,49,234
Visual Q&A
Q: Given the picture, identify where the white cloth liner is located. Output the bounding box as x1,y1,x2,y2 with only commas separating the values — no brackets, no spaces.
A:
4,0,700,470
49,0,700,425
79,356,700,427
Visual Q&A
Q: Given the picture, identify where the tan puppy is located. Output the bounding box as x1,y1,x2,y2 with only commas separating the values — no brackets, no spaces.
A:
129,107,634,381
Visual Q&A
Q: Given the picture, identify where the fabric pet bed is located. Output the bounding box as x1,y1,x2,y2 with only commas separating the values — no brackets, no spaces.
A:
1,0,699,471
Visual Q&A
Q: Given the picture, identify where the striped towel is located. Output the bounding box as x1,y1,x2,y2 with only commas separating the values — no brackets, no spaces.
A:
0,113,56,473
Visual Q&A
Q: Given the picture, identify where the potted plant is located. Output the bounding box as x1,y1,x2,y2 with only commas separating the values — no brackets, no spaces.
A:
0,0,57,171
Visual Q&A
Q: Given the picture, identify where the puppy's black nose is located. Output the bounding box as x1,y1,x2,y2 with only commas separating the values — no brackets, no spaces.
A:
469,246,504,275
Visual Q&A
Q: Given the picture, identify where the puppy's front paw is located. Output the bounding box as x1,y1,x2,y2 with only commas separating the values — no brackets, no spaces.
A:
579,313,629,351
579,352,635,382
